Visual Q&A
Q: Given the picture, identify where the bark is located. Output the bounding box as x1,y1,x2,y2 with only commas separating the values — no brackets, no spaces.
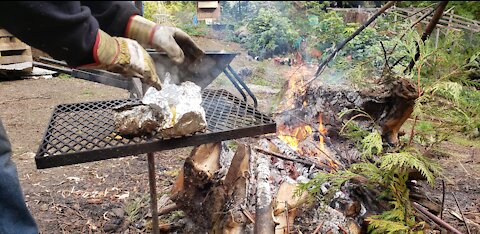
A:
171,143,252,233
254,155,275,234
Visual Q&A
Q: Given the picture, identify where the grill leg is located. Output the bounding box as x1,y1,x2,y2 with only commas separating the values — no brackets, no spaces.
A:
147,152,159,234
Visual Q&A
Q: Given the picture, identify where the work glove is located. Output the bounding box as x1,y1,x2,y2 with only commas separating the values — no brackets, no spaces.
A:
125,15,204,65
82,29,162,90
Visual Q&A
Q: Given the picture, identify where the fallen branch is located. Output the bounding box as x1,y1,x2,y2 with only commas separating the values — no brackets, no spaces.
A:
158,203,179,216
306,1,396,85
452,192,472,234
440,180,445,219
312,221,324,234
412,202,462,234
253,147,322,170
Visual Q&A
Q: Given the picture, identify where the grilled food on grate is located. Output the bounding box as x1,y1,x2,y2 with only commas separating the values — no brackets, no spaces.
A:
113,79,207,137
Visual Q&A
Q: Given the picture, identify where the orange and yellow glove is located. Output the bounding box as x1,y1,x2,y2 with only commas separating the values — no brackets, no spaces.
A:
82,29,162,90
125,15,204,64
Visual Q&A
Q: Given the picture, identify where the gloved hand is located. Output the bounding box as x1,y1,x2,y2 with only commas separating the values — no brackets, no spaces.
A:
82,29,162,90
126,15,204,64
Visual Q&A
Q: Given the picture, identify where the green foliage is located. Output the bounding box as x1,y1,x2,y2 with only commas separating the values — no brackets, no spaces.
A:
300,146,440,232
57,73,71,79
413,121,450,148
297,170,358,202
244,8,298,59
124,195,149,223
361,130,383,158
301,113,442,233
380,150,441,185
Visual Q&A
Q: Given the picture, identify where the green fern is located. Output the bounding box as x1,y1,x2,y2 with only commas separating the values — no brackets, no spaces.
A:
380,151,439,185
367,218,410,234
350,162,384,184
428,81,463,104
361,129,383,158
297,170,358,201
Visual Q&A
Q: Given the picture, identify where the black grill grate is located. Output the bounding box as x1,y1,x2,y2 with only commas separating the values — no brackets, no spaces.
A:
35,89,276,169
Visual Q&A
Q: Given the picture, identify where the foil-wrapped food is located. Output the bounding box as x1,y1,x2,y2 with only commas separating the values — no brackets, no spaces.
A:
113,79,207,138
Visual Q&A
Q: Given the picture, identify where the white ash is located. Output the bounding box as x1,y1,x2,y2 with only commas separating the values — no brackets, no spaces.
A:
316,205,349,234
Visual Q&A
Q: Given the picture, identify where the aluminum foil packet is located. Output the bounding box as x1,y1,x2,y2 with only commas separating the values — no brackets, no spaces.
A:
114,76,207,137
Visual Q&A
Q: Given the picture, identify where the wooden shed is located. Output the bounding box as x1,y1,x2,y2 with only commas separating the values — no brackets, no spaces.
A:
197,1,220,24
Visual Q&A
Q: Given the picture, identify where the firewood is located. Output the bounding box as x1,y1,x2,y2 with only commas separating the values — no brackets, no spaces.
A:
255,155,275,234
170,142,226,231
213,144,251,233
254,147,323,169
273,182,308,234
171,142,252,233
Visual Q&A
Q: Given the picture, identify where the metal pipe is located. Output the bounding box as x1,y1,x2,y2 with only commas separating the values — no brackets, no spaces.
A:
223,68,248,101
412,202,462,234
32,61,72,74
227,65,258,108
147,152,159,234
38,56,68,66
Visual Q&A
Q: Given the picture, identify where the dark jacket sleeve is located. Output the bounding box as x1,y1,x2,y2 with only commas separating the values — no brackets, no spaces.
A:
0,1,98,66
81,1,139,37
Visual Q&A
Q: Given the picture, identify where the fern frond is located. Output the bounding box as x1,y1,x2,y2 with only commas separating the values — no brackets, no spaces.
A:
380,151,437,185
338,108,374,120
299,170,359,200
366,218,410,234
428,81,463,104
350,162,384,184
361,129,383,158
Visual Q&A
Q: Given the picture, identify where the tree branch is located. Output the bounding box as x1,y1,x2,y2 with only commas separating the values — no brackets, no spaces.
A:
405,1,449,73
305,1,396,85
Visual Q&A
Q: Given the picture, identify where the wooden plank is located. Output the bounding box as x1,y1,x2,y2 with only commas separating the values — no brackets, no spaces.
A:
0,43,28,52
395,12,480,32
0,55,32,65
392,8,480,31
198,1,218,9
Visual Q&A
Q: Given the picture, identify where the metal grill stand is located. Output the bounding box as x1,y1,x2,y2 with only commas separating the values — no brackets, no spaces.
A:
147,152,159,234
35,89,276,233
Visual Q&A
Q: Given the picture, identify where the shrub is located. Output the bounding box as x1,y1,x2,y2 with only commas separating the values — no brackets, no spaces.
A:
244,8,298,59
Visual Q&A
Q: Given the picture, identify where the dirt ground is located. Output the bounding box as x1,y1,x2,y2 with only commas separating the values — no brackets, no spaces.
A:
1,35,479,233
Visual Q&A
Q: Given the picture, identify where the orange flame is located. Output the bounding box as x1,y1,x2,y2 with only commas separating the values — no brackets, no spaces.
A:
278,124,312,151
318,114,327,151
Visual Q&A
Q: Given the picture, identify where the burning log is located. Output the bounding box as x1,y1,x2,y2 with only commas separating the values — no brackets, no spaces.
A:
170,139,319,233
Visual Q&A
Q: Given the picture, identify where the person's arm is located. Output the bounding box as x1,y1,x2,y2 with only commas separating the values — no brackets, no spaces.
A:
0,1,98,66
0,1,161,89
80,1,204,65
80,1,139,37
125,15,204,64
